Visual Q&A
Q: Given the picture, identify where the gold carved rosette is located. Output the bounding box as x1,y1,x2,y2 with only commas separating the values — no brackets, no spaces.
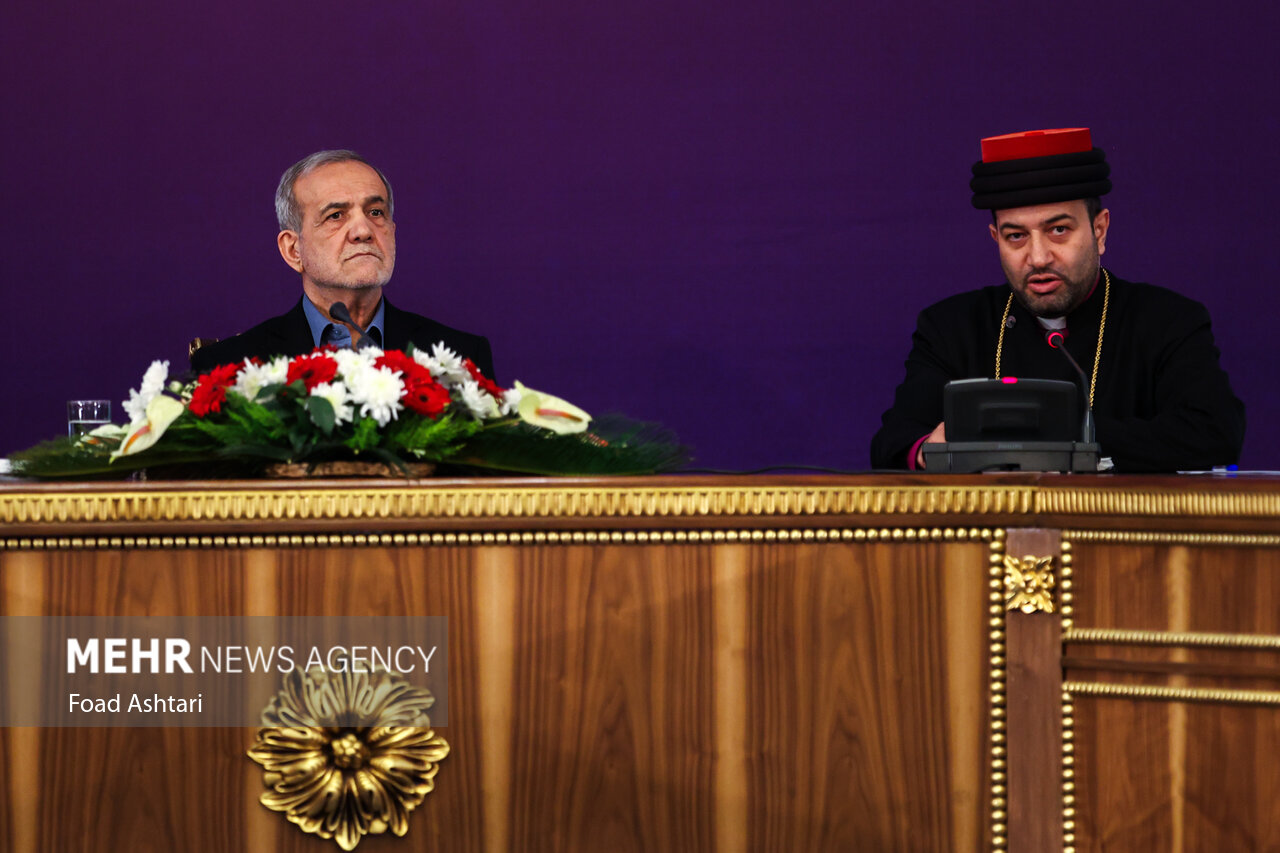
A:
247,666,449,850
1004,552,1055,614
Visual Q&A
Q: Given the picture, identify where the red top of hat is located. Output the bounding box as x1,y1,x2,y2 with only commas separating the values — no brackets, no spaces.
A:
980,128,1093,163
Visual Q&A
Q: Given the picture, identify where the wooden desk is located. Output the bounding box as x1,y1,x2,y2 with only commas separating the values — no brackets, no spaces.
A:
2,475,1278,851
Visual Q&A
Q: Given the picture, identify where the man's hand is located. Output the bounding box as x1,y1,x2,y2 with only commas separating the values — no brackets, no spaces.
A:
917,421,946,468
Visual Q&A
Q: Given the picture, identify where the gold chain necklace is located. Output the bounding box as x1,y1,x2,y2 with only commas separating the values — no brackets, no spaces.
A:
994,268,1110,408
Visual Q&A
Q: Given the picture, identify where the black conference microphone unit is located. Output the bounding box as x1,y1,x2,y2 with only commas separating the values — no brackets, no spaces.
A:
1045,330,1096,444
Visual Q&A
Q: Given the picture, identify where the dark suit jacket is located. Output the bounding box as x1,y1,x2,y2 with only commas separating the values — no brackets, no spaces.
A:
869,274,1244,472
190,297,496,380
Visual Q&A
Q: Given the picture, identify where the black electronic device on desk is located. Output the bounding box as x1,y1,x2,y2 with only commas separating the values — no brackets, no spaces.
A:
921,377,1100,473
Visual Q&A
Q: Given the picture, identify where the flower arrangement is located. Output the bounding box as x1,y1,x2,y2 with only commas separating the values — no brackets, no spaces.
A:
13,343,685,478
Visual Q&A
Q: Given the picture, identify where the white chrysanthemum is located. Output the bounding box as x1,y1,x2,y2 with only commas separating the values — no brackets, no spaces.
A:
499,385,524,416
414,342,469,385
346,365,404,427
308,381,355,425
331,348,379,384
459,379,500,420
410,348,439,374
233,357,288,401
122,360,170,425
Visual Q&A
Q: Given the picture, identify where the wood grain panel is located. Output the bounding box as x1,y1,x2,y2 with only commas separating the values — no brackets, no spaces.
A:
1004,528,1063,853
500,543,716,852
1067,540,1280,852
745,540,988,852
0,520,1001,850
1,548,250,852
264,544,491,852
0,550,46,853
1072,695,1280,852
1069,542,1280,635
713,545,749,853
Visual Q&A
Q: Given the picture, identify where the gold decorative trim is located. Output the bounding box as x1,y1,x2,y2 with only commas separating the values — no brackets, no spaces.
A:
8,481,1280,533
1042,489,1280,520
987,531,1009,850
0,526,996,551
1065,530,1280,547
1060,540,1074,631
1064,681,1280,706
248,667,449,850
1063,628,1280,650
1060,540,1076,851
1003,554,1056,613
0,483,1035,529
1061,688,1076,853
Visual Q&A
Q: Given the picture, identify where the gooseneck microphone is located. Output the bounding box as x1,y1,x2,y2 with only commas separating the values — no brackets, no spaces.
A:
329,302,374,350
1046,330,1095,443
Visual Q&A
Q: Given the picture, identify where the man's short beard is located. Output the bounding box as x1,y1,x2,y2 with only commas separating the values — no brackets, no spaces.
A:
1006,250,1100,319
315,278,390,291
1013,280,1087,319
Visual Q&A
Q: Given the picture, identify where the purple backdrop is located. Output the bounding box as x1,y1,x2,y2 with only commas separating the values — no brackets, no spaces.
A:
4,1,1276,470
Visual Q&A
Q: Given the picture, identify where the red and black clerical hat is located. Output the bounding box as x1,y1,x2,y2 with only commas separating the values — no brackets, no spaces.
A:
969,127,1111,210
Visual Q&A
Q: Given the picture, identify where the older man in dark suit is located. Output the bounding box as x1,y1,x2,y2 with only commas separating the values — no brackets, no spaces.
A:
191,150,493,378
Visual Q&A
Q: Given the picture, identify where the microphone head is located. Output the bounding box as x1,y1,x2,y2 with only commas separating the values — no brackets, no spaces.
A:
1046,330,1065,349
329,301,353,324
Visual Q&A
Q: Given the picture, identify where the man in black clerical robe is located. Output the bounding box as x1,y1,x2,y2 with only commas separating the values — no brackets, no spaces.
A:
191,149,494,379
871,128,1243,472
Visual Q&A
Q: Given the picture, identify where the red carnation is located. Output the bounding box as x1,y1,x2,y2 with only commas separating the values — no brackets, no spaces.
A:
376,348,437,394
464,359,504,398
189,362,239,418
287,353,339,391
375,350,418,376
376,351,453,418
402,377,453,418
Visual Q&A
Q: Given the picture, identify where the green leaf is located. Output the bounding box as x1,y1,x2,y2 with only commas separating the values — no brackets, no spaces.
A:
306,396,336,434
454,415,690,475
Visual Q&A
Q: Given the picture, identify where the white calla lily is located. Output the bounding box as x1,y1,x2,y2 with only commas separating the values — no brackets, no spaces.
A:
111,395,185,459
513,381,591,434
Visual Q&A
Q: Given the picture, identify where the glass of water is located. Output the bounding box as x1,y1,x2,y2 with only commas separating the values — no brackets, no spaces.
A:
67,400,112,438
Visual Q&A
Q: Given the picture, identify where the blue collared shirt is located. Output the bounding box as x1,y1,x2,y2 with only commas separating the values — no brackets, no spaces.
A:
301,297,386,350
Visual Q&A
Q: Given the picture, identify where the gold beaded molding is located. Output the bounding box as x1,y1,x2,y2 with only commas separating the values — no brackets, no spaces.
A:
1064,681,1280,707
1060,539,1076,852
1064,530,1280,547
986,530,1010,851
1,526,996,551
1060,540,1075,632
0,483,1034,529
1063,628,1280,650
1061,688,1077,853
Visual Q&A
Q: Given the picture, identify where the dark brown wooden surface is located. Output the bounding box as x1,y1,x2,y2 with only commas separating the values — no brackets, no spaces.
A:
4,475,1280,852
1072,697,1280,851
1064,539,1280,852
1004,528,1063,853
0,533,989,852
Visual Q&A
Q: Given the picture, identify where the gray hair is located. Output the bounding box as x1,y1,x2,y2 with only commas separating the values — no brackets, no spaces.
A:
274,150,395,232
